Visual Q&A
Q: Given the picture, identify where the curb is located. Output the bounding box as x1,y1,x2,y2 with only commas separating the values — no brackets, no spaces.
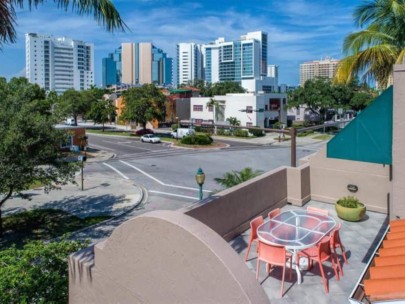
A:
66,183,148,241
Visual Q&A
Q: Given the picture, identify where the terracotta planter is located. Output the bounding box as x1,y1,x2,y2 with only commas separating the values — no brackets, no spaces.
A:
335,202,366,222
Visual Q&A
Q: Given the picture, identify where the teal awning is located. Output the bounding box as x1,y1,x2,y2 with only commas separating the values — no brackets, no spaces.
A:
327,86,392,165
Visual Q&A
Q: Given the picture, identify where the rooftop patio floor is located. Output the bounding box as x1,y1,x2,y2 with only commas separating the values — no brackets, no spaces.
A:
229,201,388,304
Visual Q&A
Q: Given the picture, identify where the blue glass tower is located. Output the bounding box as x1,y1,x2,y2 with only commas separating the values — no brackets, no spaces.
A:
152,46,173,86
102,47,121,87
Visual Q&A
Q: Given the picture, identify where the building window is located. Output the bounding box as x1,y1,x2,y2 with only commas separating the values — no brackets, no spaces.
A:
208,106,213,112
246,122,253,127
265,105,268,111
246,106,253,113
195,119,203,125
193,105,203,112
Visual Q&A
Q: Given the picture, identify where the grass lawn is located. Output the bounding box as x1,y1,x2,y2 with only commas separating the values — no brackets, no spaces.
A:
1,209,111,249
312,134,332,140
86,129,133,136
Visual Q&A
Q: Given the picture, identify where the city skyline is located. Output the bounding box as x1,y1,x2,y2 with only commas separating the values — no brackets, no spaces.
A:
0,0,356,86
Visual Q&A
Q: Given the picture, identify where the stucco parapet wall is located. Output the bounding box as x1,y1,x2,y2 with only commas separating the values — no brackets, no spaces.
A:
310,147,390,213
182,167,289,241
69,210,269,304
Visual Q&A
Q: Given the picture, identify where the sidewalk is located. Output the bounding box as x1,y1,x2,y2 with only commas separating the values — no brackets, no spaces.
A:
3,173,143,220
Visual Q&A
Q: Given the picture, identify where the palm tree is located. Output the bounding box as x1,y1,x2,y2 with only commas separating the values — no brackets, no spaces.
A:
214,167,263,189
0,0,127,48
335,0,405,89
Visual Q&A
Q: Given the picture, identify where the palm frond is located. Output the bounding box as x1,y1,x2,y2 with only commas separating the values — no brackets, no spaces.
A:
0,0,16,46
1,0,128,47
343,27,395,54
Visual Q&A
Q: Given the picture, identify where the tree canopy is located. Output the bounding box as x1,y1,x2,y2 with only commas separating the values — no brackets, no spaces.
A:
0,0,127,48
87,99,117,131
335,0,405,88
121,84,166,129
181,80,246,97
0,77,78,235
288,78,376,122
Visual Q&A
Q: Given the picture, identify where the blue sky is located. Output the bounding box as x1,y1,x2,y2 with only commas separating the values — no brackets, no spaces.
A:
0,0,358,86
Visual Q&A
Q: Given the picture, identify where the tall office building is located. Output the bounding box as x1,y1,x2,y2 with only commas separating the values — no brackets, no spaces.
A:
203,31,266,84
152,47,173,86
25,33,94,94
176,43,203,86
299,57,340,85
267,64,279,78
242,31,268,77
121,42,172,86
102,47,122,87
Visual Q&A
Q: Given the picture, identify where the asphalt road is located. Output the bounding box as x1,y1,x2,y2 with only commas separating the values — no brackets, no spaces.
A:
85,133,324,206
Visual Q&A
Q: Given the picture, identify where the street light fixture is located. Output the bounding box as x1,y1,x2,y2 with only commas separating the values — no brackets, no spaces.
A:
195,168,205,201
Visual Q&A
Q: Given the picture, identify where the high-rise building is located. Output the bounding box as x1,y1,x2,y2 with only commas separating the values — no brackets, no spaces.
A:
203,31,267,84
299,57,340,85
25,33,94,94
176,43,203,86
267,64,279,78
120,42,172,86
102,47,122,87
152,47,173,86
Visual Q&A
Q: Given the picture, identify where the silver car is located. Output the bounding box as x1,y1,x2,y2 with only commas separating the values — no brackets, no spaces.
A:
140,134,161,143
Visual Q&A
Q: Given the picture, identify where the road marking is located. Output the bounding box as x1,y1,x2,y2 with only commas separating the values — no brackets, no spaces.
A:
120,160,163,184
119,160,212,193
89,144,115,151
149,190,197,200
102,163,129,180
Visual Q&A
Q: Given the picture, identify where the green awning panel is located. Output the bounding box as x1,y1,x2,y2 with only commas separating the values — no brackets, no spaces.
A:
327,86,392,165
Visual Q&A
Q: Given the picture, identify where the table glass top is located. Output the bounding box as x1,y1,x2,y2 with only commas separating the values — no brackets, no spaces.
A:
257,209,336,249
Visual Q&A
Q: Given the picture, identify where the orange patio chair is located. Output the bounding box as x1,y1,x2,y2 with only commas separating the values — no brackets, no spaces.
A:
256,241,292,297
298,237,340,293
244,216,264,261
330,223,348,266
306,206,329,216
268,208,281,219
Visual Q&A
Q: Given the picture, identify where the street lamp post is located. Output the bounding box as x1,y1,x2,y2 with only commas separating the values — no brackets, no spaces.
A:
195,168,205,201
80,135,88,191
176,116,179,141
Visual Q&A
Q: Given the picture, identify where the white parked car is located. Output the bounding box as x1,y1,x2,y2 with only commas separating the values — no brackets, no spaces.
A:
140,134,161,143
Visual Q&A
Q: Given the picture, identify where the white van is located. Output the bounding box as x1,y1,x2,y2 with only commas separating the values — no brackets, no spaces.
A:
66,117,76,125
171,128,195,139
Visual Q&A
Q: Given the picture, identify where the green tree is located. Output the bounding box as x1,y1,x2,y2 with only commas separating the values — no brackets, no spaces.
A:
226,116,241,126
335,0,405,88
80,87,111,120
0,0,127,48
87,99,117,131
0,239,88,303
288,78,335,122
214,167,263,188
0,78,78,236
121,84,166,130
56,88,89,125
208,81,246,96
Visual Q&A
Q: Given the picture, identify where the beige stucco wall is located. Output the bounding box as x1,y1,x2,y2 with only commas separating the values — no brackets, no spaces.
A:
121,43,134,85
183,167,288,241
392,64,405,219
139,43,152,84
309,147,391,213
287,163,311,206
69,211,269,304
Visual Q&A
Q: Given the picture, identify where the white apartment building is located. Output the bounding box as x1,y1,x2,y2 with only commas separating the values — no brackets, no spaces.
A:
190,92,287,129
25,33,94,94
299,57,339,86
176,43,203,85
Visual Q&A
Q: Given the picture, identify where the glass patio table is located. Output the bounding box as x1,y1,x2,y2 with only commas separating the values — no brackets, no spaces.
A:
257,209,336,284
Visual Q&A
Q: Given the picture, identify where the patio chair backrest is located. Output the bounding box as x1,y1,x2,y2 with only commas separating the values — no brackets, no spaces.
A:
268,208,281,219
307,206,329,216
318,237,332,261
250,216,264,241
258,241,287,266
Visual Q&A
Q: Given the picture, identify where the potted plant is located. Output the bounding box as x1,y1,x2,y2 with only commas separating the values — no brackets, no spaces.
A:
335,196,366,222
